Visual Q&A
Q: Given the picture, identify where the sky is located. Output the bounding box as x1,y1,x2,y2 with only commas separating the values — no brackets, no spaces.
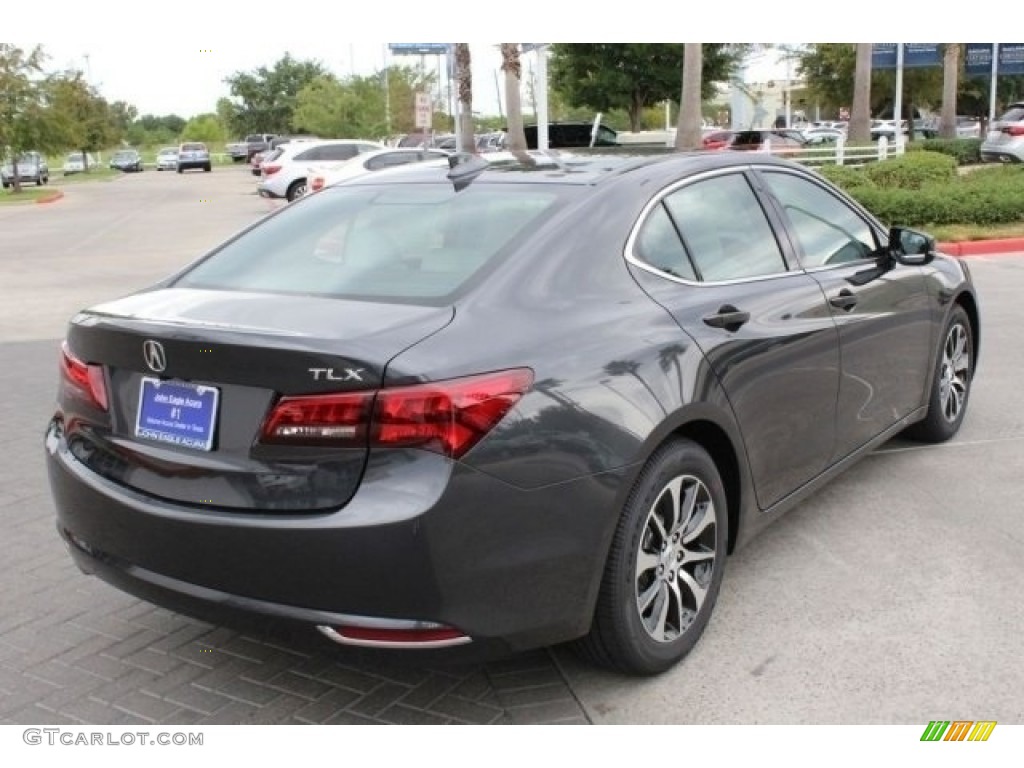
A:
10,4,1002,124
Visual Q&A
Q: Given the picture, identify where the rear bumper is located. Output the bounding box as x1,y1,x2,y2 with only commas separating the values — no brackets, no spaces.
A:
46,417,623,656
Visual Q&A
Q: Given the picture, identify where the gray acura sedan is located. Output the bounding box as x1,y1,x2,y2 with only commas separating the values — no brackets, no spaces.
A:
45,151,979,675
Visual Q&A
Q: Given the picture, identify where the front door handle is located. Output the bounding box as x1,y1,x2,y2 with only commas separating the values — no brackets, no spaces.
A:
829,290,858,311
702,305,750,332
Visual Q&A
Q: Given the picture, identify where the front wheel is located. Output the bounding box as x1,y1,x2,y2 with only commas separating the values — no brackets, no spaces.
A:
576,439,728,675
904,306,974,443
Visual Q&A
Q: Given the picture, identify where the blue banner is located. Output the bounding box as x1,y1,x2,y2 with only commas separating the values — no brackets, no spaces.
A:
389,43,451,56
872,43,942,70
965,43,1024,76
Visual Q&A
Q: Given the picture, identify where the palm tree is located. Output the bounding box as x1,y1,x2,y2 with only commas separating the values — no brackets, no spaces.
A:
848,43,872,144
501,44,528,151
454,44,474,152
939,44,960,139
674,43,703,151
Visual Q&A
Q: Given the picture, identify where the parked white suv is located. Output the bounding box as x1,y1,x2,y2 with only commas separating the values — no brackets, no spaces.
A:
257,139,384,201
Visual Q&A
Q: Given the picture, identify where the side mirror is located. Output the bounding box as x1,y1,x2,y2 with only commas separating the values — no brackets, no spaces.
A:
889,226,936,266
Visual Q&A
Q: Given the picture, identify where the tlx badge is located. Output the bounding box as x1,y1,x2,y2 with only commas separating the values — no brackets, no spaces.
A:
308,367,365,382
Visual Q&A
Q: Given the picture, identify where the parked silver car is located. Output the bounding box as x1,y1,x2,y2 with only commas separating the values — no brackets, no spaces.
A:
156,147,179,171
2,151,49,187
981,102,1024,163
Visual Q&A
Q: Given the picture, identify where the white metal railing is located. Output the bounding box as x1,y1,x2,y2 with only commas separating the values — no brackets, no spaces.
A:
759,135,905,167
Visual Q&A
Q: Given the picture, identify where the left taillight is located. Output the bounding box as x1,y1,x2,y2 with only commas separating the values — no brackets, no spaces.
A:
60,341,108,411
258,369,534,459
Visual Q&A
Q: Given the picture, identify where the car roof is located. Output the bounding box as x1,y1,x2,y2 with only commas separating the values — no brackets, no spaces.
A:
337,149,805,188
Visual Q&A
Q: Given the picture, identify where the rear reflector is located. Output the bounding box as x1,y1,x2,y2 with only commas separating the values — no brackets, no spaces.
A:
60,341,108,411
259,368,533,458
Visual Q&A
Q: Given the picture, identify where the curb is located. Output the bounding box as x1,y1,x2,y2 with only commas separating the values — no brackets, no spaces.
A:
938,238,1024,257
35,189,64,205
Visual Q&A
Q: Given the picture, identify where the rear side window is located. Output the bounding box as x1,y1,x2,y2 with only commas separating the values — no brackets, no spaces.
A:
175,184,571,301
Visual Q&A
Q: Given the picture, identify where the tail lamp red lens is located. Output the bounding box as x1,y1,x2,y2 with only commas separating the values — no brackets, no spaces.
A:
262,164,281,176
310,176,326,192
1005,125,1024,137
60,341,108,411
259,369,533,459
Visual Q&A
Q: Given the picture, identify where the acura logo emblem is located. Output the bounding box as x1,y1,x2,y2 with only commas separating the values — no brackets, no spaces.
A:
143,340,167,373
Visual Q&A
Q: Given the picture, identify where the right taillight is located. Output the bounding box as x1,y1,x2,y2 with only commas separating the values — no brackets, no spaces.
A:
60,341,108,411
258,369,533,459
262,164,281,175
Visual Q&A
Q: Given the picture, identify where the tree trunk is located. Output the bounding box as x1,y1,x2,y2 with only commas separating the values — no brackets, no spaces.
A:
11,159,22,193
674,43,703,151
501,44,527,152
939,44,960,139
454,44,474,153
849,43,872,144
82,150,91,173
629,94,642,133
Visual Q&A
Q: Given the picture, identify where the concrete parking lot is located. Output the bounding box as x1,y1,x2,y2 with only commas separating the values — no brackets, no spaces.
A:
1,168,1022,725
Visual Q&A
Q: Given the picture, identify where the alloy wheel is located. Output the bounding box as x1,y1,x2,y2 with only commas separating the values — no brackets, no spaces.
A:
939,322,970,423
634,474,717,643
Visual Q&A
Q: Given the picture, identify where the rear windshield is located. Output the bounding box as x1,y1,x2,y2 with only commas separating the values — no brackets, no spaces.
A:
174,183,571,301
246,135,267,143
181,143,206,152
1000,106,1024,122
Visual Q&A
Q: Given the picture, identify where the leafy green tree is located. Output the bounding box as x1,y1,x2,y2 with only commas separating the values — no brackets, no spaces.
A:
799,43,994,135
0,44,66,192
550,44,741,132
181,113,226,144
293,66,435,139
48,73,119,170
223,53,327,135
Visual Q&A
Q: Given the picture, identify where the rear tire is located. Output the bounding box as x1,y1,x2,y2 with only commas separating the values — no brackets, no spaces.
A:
575,439,728,675
286,179,307,202
903,305,973,443
204,164,211,172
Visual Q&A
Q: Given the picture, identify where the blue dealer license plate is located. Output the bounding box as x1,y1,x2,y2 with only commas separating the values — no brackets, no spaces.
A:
135,378,219,451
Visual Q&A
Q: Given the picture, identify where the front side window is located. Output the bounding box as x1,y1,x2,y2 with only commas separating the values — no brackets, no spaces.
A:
761,172,877,268
662,173,788,282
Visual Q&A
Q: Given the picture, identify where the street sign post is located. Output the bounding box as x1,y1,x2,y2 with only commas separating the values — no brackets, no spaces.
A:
414,91,432,131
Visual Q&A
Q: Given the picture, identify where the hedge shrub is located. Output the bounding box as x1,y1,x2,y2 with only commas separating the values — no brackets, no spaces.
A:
844,182,1024,227
908,138,983,166
863,151,957,189
817,164,876,190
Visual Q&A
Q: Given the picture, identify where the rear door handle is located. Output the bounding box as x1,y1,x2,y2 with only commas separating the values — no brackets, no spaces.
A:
702,305,750,331
829,290,858,311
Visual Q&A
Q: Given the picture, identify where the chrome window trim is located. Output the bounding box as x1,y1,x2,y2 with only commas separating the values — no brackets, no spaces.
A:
624,165,796,287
